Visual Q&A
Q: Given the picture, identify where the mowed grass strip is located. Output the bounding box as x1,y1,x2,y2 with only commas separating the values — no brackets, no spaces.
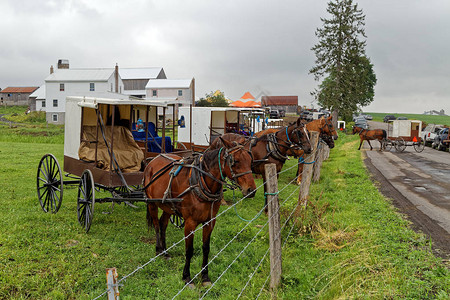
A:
0,129,448,299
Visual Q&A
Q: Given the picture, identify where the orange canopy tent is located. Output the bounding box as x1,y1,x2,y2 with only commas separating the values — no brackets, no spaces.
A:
230,92,262,107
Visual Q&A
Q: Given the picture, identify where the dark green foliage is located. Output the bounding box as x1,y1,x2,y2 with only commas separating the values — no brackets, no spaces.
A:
310,0,376,121
196,91,229,107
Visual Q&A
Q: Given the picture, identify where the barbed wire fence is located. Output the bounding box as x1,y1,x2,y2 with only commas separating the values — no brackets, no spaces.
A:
94,130,329,299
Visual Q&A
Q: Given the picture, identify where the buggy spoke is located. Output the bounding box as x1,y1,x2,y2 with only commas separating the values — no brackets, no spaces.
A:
37,154,63,213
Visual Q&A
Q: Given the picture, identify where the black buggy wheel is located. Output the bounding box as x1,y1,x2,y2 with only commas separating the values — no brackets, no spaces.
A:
382,139,392,152
394,137,406,152
37,154,63,213
77,170,95,233
170,215,185,229
414,140,425,153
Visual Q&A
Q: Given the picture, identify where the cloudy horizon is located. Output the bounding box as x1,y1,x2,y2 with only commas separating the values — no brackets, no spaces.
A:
0,0,449,115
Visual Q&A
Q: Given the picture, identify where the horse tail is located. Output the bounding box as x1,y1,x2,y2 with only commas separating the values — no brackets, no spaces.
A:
382,129,387,139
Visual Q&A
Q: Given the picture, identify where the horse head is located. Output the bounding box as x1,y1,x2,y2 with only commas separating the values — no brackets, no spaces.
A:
317,116,338,148
286,118,312,156
219,137,256,198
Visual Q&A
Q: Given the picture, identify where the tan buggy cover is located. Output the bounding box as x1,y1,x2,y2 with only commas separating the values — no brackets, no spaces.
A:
78,126,144,173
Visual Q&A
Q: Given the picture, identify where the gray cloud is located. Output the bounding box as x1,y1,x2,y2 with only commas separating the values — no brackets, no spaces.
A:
0,0,448,114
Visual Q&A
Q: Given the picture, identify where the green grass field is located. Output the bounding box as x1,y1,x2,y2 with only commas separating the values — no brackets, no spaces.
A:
0,107,449,299
365,112,450,126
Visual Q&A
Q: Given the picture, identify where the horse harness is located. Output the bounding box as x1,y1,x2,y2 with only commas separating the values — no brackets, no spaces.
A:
147,145,250,208
252,125,308,165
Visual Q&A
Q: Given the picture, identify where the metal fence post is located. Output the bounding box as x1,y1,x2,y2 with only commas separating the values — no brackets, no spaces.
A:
106,268,119,300
265,163,282,291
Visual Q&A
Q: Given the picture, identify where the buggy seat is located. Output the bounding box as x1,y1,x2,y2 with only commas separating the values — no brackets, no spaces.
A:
131,122,172,153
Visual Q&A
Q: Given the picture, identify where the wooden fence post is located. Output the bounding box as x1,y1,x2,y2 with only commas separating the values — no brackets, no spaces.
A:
312,141,329,182
264,163,282,291
298,131,320,209
106,268,119,300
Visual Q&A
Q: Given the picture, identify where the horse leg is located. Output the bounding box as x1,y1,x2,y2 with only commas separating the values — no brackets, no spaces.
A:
379,139,384,151
201,218,216,286
147,204,164,255
367,140,373,150
182,218,197,287
358,137,363,150
159,211,171,259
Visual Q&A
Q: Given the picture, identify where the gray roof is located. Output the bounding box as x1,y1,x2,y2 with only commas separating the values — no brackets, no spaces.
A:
29,85,45,99
45,68,115,82
146,79,192,89
119,67,164,80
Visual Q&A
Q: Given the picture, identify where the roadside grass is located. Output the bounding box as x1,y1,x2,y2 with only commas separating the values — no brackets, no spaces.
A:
0,128,449,298
366,112,450,126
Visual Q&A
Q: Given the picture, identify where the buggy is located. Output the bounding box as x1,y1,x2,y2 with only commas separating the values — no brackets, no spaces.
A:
36,96,190,232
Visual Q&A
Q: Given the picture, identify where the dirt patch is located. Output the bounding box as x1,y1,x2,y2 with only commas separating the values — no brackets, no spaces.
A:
364,155,450,261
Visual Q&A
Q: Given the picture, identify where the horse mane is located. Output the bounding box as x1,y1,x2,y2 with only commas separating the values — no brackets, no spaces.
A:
202,147,220,169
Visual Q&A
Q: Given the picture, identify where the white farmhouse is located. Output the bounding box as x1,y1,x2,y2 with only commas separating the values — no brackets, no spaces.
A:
146,78,195,107
43,60,124,124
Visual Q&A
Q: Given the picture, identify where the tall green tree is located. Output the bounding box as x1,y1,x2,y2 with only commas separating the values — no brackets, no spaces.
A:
310,0,376,122
196,91,229,107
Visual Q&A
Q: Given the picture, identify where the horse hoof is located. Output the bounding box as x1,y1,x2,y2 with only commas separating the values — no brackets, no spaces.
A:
188,283,196,289
202,281,212,287
163,254,171,260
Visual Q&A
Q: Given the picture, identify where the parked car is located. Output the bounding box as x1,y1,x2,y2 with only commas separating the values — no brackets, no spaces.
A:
422,124,445,146
300,111,313,121
432,128,449,151
397,116,408,120
279,109,286,117
383,115,396,122
363,114,373,120
354,116,368,129
269,109,281,119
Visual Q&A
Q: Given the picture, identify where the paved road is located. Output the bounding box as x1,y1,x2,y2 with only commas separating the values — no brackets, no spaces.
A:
361,121,450,257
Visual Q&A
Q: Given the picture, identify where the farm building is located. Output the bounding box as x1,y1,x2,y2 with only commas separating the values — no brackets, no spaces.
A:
44,60,124,124
261,96,298,113
120,67,167,98
146,78,195,107
29,85,45,111
0,86,39,106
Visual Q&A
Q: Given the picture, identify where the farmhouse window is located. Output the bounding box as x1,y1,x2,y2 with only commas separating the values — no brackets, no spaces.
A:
42,100,46,108
178,90,183,96
60,83,65,91
152,90,157,97
52,114,58,122
90,83,95,91
53,99,58,107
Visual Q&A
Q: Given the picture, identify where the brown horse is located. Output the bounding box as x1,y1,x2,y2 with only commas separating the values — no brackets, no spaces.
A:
210,118,312,203
295,116,339,178
143,138,256,286
352,125,387,150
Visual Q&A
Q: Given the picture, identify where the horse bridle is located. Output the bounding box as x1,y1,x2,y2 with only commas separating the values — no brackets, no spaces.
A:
289,125,310,150
273,124,309,150
217,145,253,184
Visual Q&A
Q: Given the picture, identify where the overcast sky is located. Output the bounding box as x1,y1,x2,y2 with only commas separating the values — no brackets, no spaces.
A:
0,0,449,114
